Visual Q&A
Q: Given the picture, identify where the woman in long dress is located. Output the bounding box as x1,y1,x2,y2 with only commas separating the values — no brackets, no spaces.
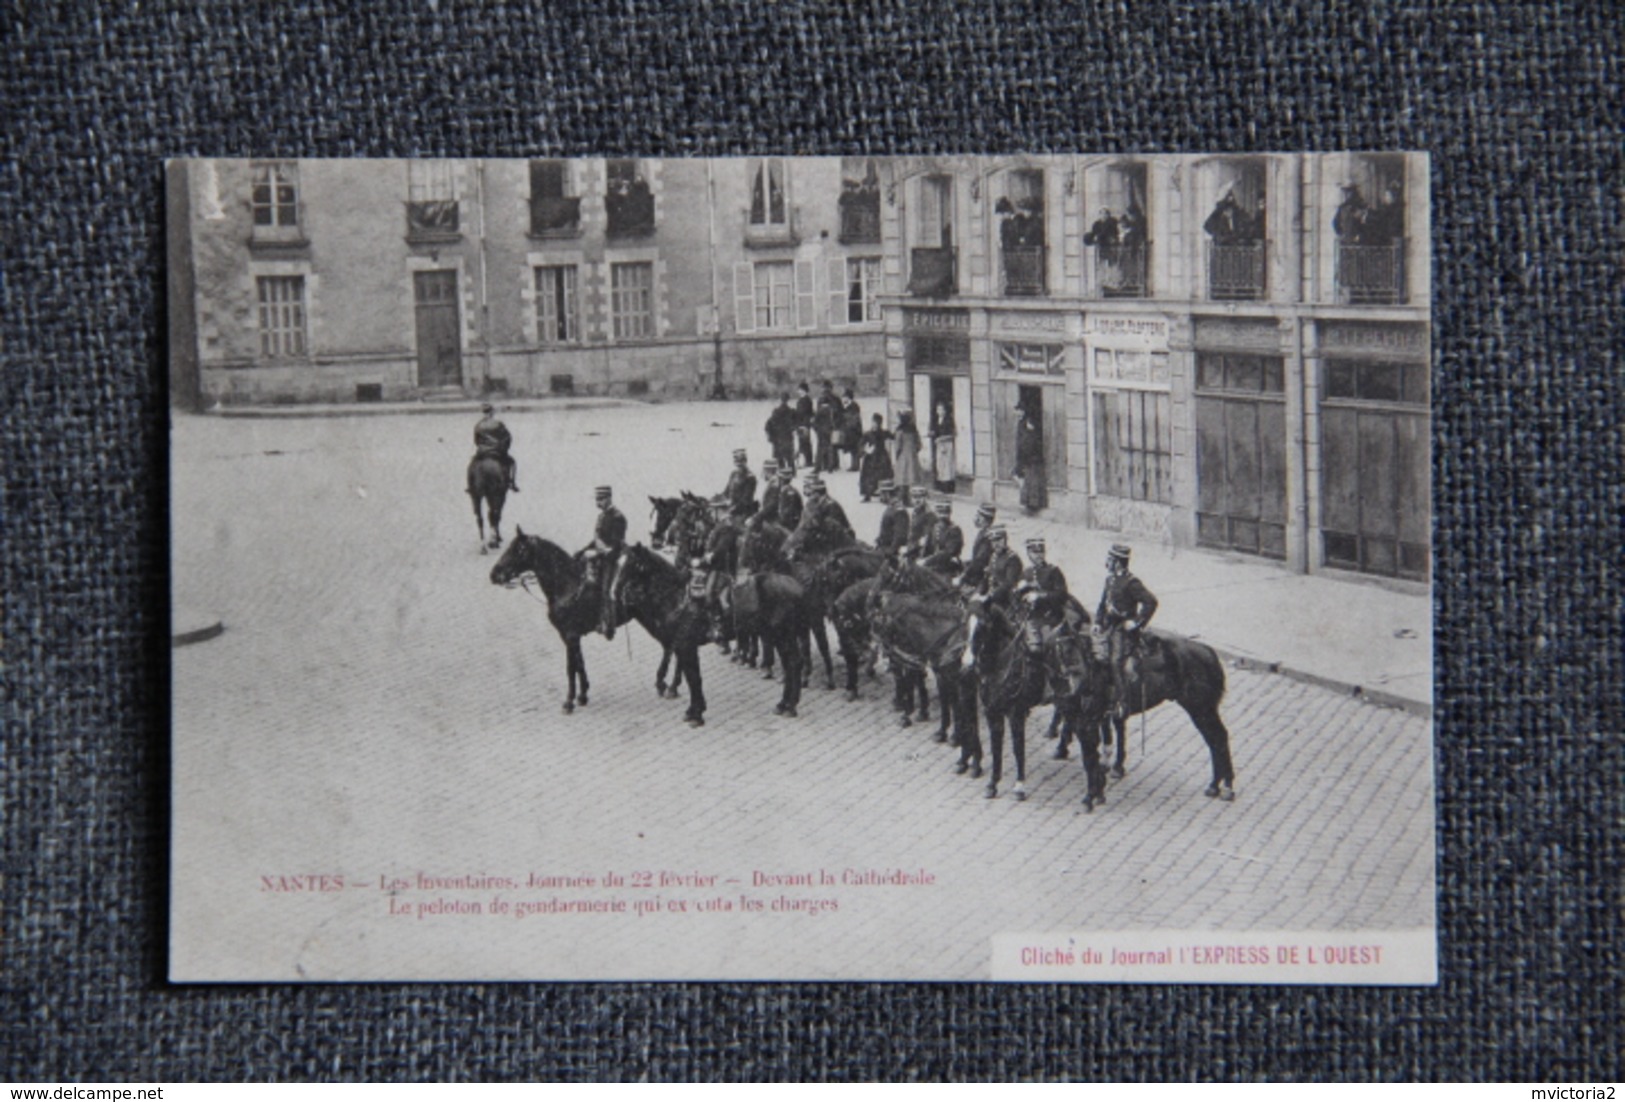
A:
929,402,957,494
892,408,924,490
1014,407,1047,513
858,413,894,501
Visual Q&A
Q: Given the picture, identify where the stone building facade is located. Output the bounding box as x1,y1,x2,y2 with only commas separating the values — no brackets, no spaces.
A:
877,152,1430,582
167,157,893,408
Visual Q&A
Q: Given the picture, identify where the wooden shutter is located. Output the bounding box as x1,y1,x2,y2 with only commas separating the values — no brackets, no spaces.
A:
795,259,817,330
827,257,848,327
733,262,755,334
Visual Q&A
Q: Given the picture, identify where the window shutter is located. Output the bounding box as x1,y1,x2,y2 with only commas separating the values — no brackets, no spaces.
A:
827,257,848,327
795,259,817,330
733,262,756,334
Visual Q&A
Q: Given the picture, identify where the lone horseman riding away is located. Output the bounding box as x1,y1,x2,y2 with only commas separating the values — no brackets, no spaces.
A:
474,403,520,492
580,485,628,639
466,402,518,550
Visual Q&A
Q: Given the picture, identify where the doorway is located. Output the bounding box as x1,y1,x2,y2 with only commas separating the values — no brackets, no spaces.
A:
996,382,1067,491
414,270,462,388
911,372,973,488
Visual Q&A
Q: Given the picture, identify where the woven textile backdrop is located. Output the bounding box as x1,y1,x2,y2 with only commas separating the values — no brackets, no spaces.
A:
3,0,1620,1081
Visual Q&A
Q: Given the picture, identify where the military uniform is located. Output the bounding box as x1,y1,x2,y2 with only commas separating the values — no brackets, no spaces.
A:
1096,546,1159,713
980,545,1024,606
776,480,803,531
473,410,518,490
583,490,628,638
760,478,782,527
876,491,911,553
722,452,758,518
921,512,965,576
907,497,934,558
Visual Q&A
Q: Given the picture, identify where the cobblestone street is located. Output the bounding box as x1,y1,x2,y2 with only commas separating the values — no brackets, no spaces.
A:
171,401,1435,981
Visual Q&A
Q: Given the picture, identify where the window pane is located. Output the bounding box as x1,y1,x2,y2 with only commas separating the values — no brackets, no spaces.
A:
1326,360,1357,399
1197,354,1224,390
1228,354,1262,392
1358,362,1402,401
1263,358,1285,393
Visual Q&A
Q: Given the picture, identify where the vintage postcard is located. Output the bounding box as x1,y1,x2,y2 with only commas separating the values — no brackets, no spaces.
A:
168,154,1434,982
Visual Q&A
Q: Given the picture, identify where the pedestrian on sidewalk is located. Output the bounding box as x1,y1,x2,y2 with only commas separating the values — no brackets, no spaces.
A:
793,381,815,469
764,393,798,472
814,380,840,473
929,400,957,494
892,407,924,490
839,389,864,472
858,413,894,501
1013,401,1047,513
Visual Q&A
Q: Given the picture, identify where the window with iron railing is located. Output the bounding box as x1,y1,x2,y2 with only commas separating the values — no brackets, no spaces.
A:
1336,239,1407,305
529,161,581,238
1096,244,1148,297
908,247,957,297
1001,246,1046,296
838,190,881,243
405,162,460,241
1208,240,1267,300
606,159,655,239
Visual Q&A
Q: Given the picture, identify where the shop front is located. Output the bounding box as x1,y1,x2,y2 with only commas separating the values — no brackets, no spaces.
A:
1310,320,1430,581
902,307,975,491
988,310,1074,514
1083,312,1176,537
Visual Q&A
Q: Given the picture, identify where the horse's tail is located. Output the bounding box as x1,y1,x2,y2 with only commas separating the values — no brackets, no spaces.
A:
1170,637,1227,707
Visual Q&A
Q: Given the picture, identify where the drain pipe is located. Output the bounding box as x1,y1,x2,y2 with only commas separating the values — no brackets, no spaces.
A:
476,158,492,394
707,160,727,400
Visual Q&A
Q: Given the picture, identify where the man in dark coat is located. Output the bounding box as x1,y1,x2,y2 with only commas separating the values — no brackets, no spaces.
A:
1014,405,1047,513
838,389,864,471
722,448,758,518
698,497,743,613
775,466,803,531
793,382,815,468
1096,543,1159,715
920,499,965,577
814,381,840,473
473,403,519,491
961,525,1024,672
789,475,853,559
1333,183,1369,243
1083,207,1120,249
1017,537,1070,640
765,395,798,472
905,485,934,559
580,485,628,639
875,481,910,553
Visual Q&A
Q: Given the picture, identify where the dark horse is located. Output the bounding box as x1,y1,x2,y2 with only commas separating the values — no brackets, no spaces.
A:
867,585,982,777
710,572,809,717
963,601,1084,801
489,529,626,713
611,544,710,726
738,516,845,690
1063,628,1238,810
467,455,508,552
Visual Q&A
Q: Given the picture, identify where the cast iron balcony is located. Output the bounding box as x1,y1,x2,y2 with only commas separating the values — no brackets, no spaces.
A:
908,246,957,297
1096,244,1148,298
1002,245,1046,296
1336,240,1407,305
1208,240,1267,300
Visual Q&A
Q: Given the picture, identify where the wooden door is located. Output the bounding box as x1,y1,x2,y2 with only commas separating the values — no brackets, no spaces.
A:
414,270,461,388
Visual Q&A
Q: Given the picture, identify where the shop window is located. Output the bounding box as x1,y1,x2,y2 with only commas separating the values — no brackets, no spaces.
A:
1093,388,1172,503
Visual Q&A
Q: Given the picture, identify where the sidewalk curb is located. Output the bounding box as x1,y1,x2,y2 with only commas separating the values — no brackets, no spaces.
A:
1214,649,1431,718
206,397,645,419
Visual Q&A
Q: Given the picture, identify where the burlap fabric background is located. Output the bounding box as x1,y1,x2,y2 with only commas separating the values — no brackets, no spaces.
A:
3,0,1620,1082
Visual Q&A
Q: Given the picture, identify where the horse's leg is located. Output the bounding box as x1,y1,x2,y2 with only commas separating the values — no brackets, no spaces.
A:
983,710,1004,795
656,645,670,696
576,637,589,708
561,634,579,713
811,619,836,690
1186,701,1236,800
957,675,983,778
776,628,801,717
1078,704,1108,812
915,667,932,725
684,648,706,726
489,495,504,549
471,493,487,553
1111,714,1127,777
894,668,914,727
840,631,860,701
932,669,953,743
1011,709,1029,801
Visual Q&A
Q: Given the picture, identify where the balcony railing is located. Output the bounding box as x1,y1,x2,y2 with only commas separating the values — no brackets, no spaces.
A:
1336,240,1407,305
908,246,957,297
606,188,656,239
405,200,461,242
1001,246,1046,296
838,197,881,243
529,195,582,238
1096,244,1148,298
1208,241,1267,300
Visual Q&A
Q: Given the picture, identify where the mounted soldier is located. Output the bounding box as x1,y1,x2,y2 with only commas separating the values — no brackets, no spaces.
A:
775,465,803,531
758,459,781,525
787,475,853,561
473,403,519,492
875,480,911,554
722,448,758,518
580,485,627,639
920,498,965,577
905,485,933,560
696,496,743,621
956,503,997,591
1016,536,1070,650
1096,543,1159,715
961,525,1024,670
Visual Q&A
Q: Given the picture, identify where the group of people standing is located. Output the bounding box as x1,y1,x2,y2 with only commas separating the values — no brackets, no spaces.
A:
765,384,963,503
1333,181,1405,246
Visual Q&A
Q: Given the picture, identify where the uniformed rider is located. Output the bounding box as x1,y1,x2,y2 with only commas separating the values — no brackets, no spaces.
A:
920,498,965,576
722,448,758,518
759,459,781,525
1016,536,1070,650
875,480,910,553
697,496,742,612
905,485,933,559
789,475,853,558
775,465,803,531
1096,543,1159,714
581,485,628,639
956,502,997,591
961,525,1024,670
473,403,519,492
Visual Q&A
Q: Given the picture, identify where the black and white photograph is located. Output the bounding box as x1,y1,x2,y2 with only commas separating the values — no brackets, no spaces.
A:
168,154,1435,982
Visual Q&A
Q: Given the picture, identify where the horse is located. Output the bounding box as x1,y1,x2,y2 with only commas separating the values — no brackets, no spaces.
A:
709,572,809,717
467,455,508,552
738,516,843,690
488,529,625,713
610,543,710,726
1062,627,1238,810
869,555,972,737
963,599,1087,801
649,492,707,552
867,587,982,777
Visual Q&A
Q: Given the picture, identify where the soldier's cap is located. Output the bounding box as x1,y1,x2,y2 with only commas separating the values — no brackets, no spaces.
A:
975,503,995,521
1026,538,1046,553
481,403,494,414
763,460,778,473
934,500,951,515
687,575,710,597
710,494,730,509
878,479,896,494
910,486,928,499
988,524,1009,541
779,466,795,480
1108,543,1132,561
733,448,748,462
803,476,823,491
594,485,613,499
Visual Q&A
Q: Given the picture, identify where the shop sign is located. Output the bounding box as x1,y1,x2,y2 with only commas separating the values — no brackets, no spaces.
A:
1085,313,1171,348
903,308,970,333
993,311,1067,334
1321,323,1429,358
1194,317,1283,352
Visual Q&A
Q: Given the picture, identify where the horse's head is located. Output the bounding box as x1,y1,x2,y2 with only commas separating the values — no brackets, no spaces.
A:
489,526,536,588
648,496,684,549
